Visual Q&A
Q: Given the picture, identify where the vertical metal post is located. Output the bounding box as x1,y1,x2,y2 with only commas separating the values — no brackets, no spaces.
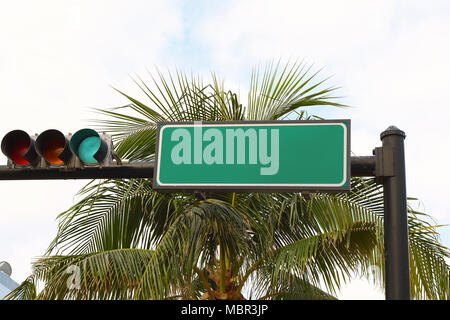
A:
381,126,411,300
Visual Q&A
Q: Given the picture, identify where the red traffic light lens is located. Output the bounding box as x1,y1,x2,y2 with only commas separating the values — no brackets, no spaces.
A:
10,138,30,165
1,130,38,165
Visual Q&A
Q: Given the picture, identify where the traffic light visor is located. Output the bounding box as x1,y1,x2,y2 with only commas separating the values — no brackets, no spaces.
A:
70,129,107,164
1,130,38,165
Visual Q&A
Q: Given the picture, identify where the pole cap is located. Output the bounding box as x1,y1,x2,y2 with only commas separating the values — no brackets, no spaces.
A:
380,125,406,140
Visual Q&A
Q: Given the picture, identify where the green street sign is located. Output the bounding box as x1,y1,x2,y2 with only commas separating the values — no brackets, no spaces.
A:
154,120,350,192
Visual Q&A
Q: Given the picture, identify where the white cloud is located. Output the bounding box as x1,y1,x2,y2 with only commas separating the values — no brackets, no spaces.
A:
337,276,384,300
194,0,394,76
0,180,93,282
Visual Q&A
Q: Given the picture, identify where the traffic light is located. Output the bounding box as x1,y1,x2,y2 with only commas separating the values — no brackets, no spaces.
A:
1,128,115,168
70,129,110,165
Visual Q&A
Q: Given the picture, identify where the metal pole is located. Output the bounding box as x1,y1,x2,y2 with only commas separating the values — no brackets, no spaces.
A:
380,126,411,300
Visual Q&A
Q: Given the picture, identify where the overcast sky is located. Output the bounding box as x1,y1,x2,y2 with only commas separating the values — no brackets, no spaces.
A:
0,0,449,300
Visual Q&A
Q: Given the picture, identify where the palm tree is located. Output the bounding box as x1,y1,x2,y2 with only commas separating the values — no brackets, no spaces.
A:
7,61,450,300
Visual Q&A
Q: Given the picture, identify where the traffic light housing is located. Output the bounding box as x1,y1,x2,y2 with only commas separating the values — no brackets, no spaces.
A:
1,128,115,168
70,129,110,165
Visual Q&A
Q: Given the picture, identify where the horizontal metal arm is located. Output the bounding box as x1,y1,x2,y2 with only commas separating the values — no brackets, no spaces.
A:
350,156,376,177
0,162,155,180
0,156,376,180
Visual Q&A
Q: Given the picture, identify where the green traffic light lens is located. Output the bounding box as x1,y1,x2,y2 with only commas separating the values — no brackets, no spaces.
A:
78,136,101,164
70,128,108,164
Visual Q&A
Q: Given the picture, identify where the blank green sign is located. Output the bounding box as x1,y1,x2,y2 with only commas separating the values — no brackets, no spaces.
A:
154,121,350,191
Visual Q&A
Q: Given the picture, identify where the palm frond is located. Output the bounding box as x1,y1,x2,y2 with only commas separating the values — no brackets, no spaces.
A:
47,179,182,255
247,59,347,121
